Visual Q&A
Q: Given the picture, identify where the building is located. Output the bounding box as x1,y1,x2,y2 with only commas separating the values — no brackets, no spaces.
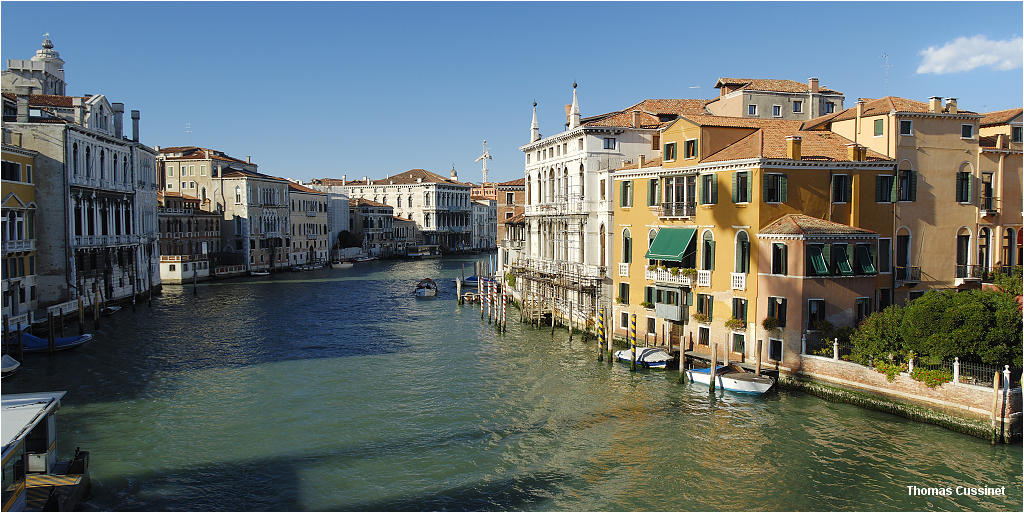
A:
337,168,471,251
393,216,418,255
155,146,257,209
219,168,291,271
2,131,39,320
471,197,497,250
2,35,66,95
156,192,220,283
303,178,351,260
288,182,329,265
803,96,1023,303
495,177,525,239
705,77,845,120
514,84,709,321
349,198,394,257
470,182,497,200
611,115,895,371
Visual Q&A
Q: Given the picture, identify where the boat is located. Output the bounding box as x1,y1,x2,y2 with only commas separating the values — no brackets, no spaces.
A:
462,275,480,288
2,391,91,512
330,261,354,269
2,354,20,376
19,331,93,353
613,347,672,369
249,270,270,277
686,364,775,394
414,278,438,298
100,305,121,316
354,256,377,263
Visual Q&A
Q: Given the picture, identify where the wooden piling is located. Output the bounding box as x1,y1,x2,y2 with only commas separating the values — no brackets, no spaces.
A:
755,339,763,376
93,291,101,330
991,372,1001,444
47,311,55,355
456,278,463,305
59,307,65,338
550,297,556,335
78,296,85,335
709,341,717,392
568,301,574,343
16,321,23,362
597,309,605,362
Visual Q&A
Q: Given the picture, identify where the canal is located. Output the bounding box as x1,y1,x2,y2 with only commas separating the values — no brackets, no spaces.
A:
4,257,1021,511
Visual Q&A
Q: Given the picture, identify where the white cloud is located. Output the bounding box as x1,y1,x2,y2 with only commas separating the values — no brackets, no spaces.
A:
917,35,1023,74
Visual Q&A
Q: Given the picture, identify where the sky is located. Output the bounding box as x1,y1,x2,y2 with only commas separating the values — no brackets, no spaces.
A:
2,1,1022,183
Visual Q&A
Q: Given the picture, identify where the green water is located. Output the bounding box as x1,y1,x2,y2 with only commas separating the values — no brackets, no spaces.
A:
4,257,1021,511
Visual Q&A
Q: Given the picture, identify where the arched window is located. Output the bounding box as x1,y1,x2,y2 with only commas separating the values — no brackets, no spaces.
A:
579,164,585,199
72,143,79,176
622,228,632,264
978,227,991,272
123,156,129,182
85,147,92,178
235,186,241,204
548,169,555,202
735,231,750,273
563,168,569,199
599,224,606,268
99,150,105,180
1003,228,1017,268
648,229,658,265
702,231,715,270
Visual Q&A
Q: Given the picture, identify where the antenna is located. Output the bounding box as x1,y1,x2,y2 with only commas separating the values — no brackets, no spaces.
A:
881,52,892,97
184,121,192,145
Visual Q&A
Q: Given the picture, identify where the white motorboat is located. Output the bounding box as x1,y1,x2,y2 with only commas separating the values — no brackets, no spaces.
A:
249,270,270,277
100,305,121,316
414,278,438,298
330,261,354,269
354,256,377,263
687,364,775,394
2,354,20,376
613,347,672,369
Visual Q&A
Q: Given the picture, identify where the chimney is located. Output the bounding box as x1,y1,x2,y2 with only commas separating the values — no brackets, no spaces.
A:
341,174,347,186
945,97,958,114
845,143,859,161
155,145,160,152
929,96,942,113
786,136,802,160
130,109,140,141
638,154,646,169
997,133,1007,149
247,155,252,164
73,97,85,125
204,149,209,159
363,176,369,184
808,77,819,94
631,110,642,128
15,85,30,122
111,102,124,138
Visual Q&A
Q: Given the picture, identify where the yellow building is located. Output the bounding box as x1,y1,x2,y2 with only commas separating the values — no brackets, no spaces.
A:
2,131,39,320
612,116,896,370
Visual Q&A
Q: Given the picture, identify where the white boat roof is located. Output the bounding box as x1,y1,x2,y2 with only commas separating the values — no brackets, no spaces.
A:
2,391,65,454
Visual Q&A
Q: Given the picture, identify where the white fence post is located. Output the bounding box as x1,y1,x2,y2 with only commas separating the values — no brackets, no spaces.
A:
832,338,839,361
801,333,806,355
953,357,960,384
908,357,914,373
1004,365,1012,391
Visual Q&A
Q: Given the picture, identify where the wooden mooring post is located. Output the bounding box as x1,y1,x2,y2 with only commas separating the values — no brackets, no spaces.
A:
47,311,55,355
78,297,85,335
755,339,763,376
58,306,65,338
567,301,574,343
597,308,605,362
709,340,717,392
93,291,101,330
991,371,1001,444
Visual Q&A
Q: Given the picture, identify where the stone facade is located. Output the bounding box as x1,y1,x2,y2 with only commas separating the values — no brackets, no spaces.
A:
471,198,496,250
157,192,220,283
287,183,329,265
2,134,39,321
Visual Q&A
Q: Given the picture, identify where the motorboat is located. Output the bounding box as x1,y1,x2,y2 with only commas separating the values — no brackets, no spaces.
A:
2,354,20,376
687,364,775,394
100,305,121,316
330,261,354,269
462,275,480,288
249,270,270,277
613,347,672,369
354,256,377,263
19,332,94,353
414,278,438,298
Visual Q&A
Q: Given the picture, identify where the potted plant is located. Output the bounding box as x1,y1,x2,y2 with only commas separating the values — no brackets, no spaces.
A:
658,265,668,272
616,296,626,305
640,301,654,309
669,267,680,276
761,316,780,331
647,264,657,272
691,312,710,324
680,268,697,279
724,318,746,331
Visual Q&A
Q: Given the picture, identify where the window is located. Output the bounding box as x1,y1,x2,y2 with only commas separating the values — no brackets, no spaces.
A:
620,311,629,329
684,139,697,159
877,238,891,272
168,166,174,177
873,119,884,137
807,244,828,276
699,326,710,346
701,231,715,270
1,161,20,181
167,183,173,190
793,100,802,113
771,243,787,274
772,105,782,117
578,138,584,150
647,179,659,206
899,120,913,136
855,244,876,274
505,192,514,205
1013,126,1022,143
696,293,713,321
767,297,787,327
235,186,241,204
832,243,854,276
807,299,825,329
200,165,206,176
879,288,892,310
769,338,783,361
647,317,656,335
825,101,835,114
189,165,195,176
603,137,616,150
748,105,757,116
664,142,677,161
620,180,633,207
855,298,872,323
876,175,895,203
897,170,916,202
618,282,630,304
763,173,787,203
735,232,749,273
732,332,746,353
961,124,974,139
732,171,751,203
25,165,32,183
955,172,972,203
169,264,176,271
700,174,718,205
732,297,747,323
622,228,632,264
651,134,661,150
832,174,849,203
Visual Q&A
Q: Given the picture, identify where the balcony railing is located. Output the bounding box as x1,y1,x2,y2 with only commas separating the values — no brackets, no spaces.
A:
895,265,922,283
731,272,746,290
980,196,998,215
515,257,605,280
3,239,35,253
955,264,985,280
659,202,696,218
306,234,318,240
306,210,317,217
501,239,524,249
618,263,629,277
697,270,712,287
73,234,139,247
644,268,692,286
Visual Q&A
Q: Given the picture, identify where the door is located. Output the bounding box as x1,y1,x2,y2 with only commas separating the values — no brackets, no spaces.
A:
956,234,970,277
896,234,910,280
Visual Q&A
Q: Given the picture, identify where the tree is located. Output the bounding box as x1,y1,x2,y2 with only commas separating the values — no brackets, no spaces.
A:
850,304,905,364
900,290,1022,365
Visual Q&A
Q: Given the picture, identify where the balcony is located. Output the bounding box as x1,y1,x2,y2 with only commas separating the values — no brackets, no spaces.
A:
3,239,35,253
655,302,685,322
697,270,712,287
618,263,629,277
517,258,605,280
501,239,524,250
73,234,138,247
306,234,318,240
894,265,921,285
644,268,691,286
659,202,696,218
980,196,998,217
731,272,746,290
955,264,984,281
306,210,317,217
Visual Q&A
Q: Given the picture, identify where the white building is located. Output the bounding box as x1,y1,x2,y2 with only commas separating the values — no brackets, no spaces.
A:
303,178,351,260
471,198,497,250
288,182,329,265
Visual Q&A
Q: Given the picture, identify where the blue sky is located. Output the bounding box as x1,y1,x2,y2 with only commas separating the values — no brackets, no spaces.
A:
2,1,1021,183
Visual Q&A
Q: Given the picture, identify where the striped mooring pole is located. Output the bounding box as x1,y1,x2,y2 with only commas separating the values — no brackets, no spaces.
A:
500,281,507,332
630,313,637,372
597,308,605,362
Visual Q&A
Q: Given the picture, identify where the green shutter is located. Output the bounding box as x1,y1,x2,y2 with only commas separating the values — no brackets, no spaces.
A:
781,244,788,275
955,173,964,202
732,172,739,203
821,244,832,274
869,243,877,272
967,174,974,204
909,170,917,201
780,175,788,203
685,290,693,306
746,173,752,202
779,298,787,326
876,175,884,202
708,240,715,270
700,177,707,204
763,173,770,201
711,176,718,204
889,176,897,203
708,297,713,321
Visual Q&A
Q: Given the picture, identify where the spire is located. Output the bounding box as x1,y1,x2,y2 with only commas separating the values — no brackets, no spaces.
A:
530,101,540,142
33,33,61,62
569,82,580,129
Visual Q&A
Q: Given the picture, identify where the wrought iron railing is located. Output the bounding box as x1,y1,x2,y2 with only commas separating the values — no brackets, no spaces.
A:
659,202,696,218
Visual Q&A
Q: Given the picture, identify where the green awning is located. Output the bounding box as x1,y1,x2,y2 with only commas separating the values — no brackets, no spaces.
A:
855,245,876,274
835,248,854,276
645,228,697,261
807,245,828,275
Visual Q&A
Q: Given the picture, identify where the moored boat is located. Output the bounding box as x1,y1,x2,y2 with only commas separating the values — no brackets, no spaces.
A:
100,305,121,316
20,332,93,354
354,256,377,262
414,278,438,298
2,354,20,376
249,270,270,277
686,364,775,394
613,347,672,369
462,275,479,288
330,261,354,269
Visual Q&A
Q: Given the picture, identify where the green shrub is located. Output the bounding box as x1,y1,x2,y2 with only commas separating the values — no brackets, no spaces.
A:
761,317,780,331
504,272,516,287
874,360,907,382
910,367,953,388
724,318,746,330
990,266,1023,296
850,305,905,365
691,312,710,324
900,290,1022,366
640,301,654,309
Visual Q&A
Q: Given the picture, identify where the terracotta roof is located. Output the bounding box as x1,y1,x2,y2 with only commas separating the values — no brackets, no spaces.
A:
803,97,979,128
495,177,525,187
980,108,1023,127
352,198,391,208
701,121,889,163
158,146,250,164
503,212,526,224
614,156,663,172
288,182,325,194
371,168,470,186
582,99,711,128
2,93,78,108
307,178,347,186
160,191,181,198
220,167,289,182
714,77,842,95
760,214,876,236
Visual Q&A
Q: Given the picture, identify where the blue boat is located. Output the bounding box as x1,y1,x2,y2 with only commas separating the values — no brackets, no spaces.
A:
18,331,93,353
463,275,480,288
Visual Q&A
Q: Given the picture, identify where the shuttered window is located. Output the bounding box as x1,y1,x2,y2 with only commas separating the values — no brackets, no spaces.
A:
732,171,751,203
767,297,787,327
955,172,972,203
700,174,718,205
876,175,895,203
763,173,788,203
